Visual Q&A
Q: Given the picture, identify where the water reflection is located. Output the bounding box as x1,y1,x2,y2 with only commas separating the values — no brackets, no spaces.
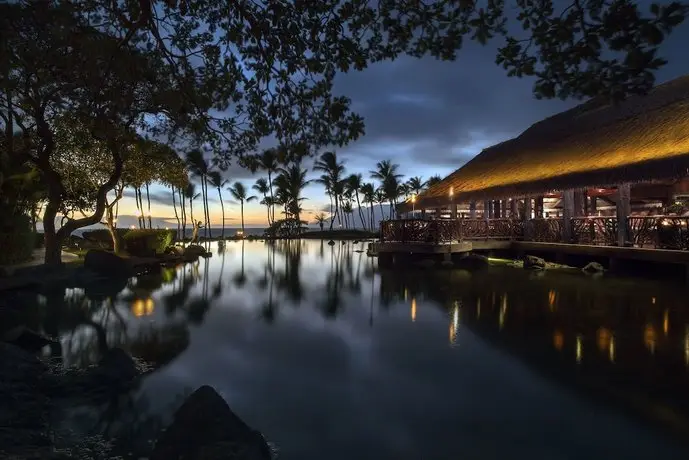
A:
16,240,689,458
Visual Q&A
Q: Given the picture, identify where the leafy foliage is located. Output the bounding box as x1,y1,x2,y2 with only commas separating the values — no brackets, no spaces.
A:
123,229,176,256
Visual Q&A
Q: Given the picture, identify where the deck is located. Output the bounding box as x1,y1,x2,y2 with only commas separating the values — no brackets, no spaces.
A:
376,217,689,271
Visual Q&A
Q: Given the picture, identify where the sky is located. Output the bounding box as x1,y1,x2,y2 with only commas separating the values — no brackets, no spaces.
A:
86,10,689,229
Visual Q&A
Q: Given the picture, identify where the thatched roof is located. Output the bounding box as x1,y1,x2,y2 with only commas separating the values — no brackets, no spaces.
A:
405,75,689,211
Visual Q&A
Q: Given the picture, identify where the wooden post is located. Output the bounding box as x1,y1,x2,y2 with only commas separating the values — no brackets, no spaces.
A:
562,190,574,243
573,189,586,217
469,201,477,218
421,209,426,219
450,202,458,219
616,183,631,246
485,200,492,219
589,195,597,215
524,197,533,220
510,199,518,217
535,196,544,218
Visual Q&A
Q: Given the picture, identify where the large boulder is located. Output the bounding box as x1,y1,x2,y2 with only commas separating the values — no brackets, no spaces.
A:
523,255,546,270
582,261,606,275
83,250,132,278
183,244,207,258
150,385,272,460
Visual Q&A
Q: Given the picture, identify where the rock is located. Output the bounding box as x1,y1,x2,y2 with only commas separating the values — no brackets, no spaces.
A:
582,261,606,275
96,347,139,382
2,326,56,353
523,255,546,270
83,250,132,278
150,385,272,460
184,244,207,258
455,253,489,269
327,240,335,246
165,245,185,256
440,260,454,268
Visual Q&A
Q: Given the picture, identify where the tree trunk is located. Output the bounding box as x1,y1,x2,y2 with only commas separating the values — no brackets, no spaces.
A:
355,192,366,230
240,200,245,233
218,187,225,239
106,209,122,254
172,186,181,241
180,189,187,241
144,183,151,228
268,171,274,224
378,201,385,221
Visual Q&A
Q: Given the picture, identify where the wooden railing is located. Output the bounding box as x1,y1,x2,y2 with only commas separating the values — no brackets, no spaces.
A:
380,217,689,250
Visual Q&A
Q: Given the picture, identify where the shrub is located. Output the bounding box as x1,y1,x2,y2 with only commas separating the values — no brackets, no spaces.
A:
0,213,34,265
82,228,129,250
123,229,175,256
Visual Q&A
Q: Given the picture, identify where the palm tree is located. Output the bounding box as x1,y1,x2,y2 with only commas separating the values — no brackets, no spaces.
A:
314,213,327,232
426,175,443,187
253,178,272,226
407,176,426,196
228,181,256,234
258,149,279,223
185,150,212,239
183,183,200,229
370,160,403,220
375,188,387,221
208,171,228,240
360,183,376,231
341,201,354,229
313,151,345,230
275,163,310,234
345,173,366,229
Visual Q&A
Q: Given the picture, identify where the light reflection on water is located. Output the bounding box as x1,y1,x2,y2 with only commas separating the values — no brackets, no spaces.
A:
16,239,689,459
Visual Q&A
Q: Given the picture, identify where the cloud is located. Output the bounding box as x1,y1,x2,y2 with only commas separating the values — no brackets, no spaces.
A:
123,189,174,207
331,15,689,177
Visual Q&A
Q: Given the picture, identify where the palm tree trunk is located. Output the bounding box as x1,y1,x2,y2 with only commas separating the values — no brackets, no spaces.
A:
240,200,245,233
180,189,187,241
329,195,339,231
146,183,152,229
205,177,212,239
201,177,210,239
378,201,385,221
172,185,181,241
355,192,365,229
267,171,274,224
218,187,225,239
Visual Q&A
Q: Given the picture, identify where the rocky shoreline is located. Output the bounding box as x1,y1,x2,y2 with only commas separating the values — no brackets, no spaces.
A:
0,342,274,459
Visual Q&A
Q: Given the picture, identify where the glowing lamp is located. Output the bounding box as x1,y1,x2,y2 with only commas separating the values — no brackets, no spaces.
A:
449,186,454,198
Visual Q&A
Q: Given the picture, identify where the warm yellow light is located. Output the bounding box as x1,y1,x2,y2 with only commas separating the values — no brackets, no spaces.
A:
663,309,669,335
411,297,417,322
596,328,612,352
449,186,454,197
575,334,583,363
553,330,564,351
452,301,460,331
548,290,556,311
410,194,416,203
499,295,507,330
404,288,409,302
644,324,656,354
132,298,155,317
130,225,136,229
609,336,616,362
652,297,656,304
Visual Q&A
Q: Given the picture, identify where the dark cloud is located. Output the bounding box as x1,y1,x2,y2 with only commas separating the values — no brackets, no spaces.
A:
333,16,689,172
123,189,173,206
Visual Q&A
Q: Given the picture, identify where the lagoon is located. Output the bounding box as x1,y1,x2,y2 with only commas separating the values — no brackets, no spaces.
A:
19,240,689,459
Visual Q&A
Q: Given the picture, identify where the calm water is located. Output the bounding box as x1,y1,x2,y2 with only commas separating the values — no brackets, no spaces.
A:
20,240,689,459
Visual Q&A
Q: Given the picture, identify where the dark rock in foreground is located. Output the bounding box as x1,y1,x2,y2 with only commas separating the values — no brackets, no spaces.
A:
150,385,272,460
582,261,606,275
523,255,546,270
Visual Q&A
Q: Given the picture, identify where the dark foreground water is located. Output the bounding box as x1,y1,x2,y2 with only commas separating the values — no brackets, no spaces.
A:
21,240,689,459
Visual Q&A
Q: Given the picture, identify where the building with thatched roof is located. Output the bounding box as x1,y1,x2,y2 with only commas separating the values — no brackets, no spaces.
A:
401,75,689,214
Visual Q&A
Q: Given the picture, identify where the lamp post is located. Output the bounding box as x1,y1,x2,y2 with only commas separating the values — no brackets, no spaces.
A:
411,194,416,217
